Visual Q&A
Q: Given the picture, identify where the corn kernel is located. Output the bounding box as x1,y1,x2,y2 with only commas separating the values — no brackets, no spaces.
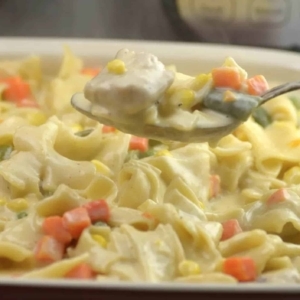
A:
155,149,172,157
223,90,236,102
170,89,195,109
179,260,201,277
71,124,83,133
27,112,47,126
0,199,6,206
192,73,212,90
6,199,28,212
283,166,300,185
107,59,126,75
288,139,300,148
91,160,112,176
91,234,107,248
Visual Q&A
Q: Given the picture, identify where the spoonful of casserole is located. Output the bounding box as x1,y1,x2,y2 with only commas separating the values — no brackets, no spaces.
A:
71,48,300,143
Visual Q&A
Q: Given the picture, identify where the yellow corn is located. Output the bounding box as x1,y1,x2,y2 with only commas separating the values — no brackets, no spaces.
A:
223,90,236,102
192,73,212,90
283,166,300,185
288,139,300,148
71,124,83,133
172,89,195,109
6,198,28,212
0,199,6,206
107,59,126,75
27,112,47,126
91,160,112,176
91,234,107,248
179,260,201,277
155,149,172,157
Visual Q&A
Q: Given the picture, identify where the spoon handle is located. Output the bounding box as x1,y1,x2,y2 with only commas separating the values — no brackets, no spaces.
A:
260,81,300,104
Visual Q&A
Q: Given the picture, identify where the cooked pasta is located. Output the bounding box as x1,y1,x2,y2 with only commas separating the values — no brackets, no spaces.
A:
0,46,299,284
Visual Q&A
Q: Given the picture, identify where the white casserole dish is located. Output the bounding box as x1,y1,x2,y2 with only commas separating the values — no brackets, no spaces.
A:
0,38,300,299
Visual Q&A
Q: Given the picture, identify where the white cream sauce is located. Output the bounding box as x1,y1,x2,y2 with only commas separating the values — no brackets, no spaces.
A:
82,49,235,134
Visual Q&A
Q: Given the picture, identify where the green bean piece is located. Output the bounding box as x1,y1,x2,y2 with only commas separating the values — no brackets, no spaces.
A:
203,89,261,121
252,107,273,128
125,150,140,162
0,145,13,161
289,96,300,110
148,139,161,147
139,149,155,158
17,211,28,219
75,129,93,137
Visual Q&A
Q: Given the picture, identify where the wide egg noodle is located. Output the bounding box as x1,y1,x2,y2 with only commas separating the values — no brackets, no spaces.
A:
117,160,166,209
145,143,212,204
244,187,300,236
21,254,89,279
139,200,222,272
107,224,185,282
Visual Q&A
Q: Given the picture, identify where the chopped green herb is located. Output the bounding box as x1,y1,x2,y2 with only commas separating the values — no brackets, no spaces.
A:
252,107,272,128
17,211,28,219
75,129,93,137
125,148,156,161
94,221,108,227
289,96,300,110
139,149,155,158
0,145,13,161
125,150,140,162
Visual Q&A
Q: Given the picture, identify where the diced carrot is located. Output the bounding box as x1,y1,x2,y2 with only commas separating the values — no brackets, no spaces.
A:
212,67,242,90
102,125,115,133
247,75,269,96
223,257,257,282
16,98,39,108
65,263,95,279
82,199,110,223
81,68,101,78
42,216,72,245
209,174,220,199
34,235,64,263
129,136,148,152
62,207,91,239
1,76,32,103
221,219,242,241
266,188,289,206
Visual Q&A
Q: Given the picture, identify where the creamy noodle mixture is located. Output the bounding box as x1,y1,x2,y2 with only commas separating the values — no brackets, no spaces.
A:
0,46,300,284
81,48,235,132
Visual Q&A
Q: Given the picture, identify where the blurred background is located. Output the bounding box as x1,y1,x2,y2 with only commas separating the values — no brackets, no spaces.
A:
0,0,299,51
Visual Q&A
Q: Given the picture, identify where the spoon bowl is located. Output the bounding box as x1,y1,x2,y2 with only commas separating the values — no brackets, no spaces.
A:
71,93,241,143
71,81,300,143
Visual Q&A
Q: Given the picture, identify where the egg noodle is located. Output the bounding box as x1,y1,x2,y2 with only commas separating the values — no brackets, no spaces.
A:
0,46,300,284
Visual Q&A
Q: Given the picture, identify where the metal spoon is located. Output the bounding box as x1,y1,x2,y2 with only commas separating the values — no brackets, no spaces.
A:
71,81,300,143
